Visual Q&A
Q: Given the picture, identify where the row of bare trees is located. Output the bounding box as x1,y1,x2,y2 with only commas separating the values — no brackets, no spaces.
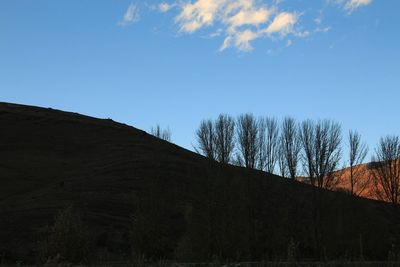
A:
195,114,281,171
195,113,400,204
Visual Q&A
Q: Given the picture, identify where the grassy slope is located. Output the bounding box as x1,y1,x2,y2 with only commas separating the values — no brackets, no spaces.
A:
0,102,399,262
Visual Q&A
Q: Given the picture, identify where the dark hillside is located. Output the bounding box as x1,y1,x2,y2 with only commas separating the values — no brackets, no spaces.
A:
0,102,399,262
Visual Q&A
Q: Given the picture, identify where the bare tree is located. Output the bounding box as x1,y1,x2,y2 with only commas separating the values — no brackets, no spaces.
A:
257,118,267,171
262,117,279,174
280,117,301,179
371,135,400,204
347,130,369,196
150,125,171,141
314,120,342,188
299,120,342,257
214,114,235,164
236,113,259,169
277,138,288,178
299,119,342,188
195,119,216,160
299,119,316,183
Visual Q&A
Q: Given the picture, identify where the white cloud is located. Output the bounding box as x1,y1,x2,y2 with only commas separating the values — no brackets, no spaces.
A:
220,29,259,52
119,4,139,26
176,0,224,33
344,0,372,12
226,8,271,29
264,12,298,36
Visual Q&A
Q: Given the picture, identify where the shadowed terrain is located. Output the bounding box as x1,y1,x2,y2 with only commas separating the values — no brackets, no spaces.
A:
0,102,399,263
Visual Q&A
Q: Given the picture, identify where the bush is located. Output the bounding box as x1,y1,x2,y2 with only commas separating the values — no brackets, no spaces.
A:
129,204,174,260
36,206,92,264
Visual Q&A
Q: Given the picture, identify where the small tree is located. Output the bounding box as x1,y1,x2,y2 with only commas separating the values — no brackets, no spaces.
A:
347,130,369,196
150,124,171,141
371,135,400,204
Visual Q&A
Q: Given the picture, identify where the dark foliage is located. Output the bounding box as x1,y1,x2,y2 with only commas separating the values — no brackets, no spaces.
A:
36,206,93,264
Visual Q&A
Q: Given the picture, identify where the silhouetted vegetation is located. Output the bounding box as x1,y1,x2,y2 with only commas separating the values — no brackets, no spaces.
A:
215,114,236,164
196,119,217,160
195,115,236,164
371,136,400,204
36,206,93,264
194,114,399,202
236,114,259,169
280,117,301,179
301,119,342,189
261,117,280,173
150,124,172,141
347,130,369,196
130,184,182,260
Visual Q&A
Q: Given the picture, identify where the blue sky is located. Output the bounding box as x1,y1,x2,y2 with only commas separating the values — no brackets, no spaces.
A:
0,0,399,161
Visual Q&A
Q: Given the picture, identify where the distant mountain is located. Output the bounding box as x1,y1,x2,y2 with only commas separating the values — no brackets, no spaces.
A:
313,161,396,202
331,163,377,199
0,102,399,263
297,163,377,199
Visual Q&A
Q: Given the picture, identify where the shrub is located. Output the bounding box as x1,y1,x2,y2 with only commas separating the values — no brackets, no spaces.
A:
36,206,92,264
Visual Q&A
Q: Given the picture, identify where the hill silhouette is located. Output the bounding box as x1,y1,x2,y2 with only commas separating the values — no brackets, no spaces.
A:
0,102,399,263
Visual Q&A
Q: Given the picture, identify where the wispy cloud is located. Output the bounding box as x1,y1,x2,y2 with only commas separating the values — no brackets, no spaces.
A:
264,12,298,36
119,3,139,26
175,0,223,33
159,2,174,13
315,26,331,33
285,39,293,48
333,0,373,13
345,0,372,12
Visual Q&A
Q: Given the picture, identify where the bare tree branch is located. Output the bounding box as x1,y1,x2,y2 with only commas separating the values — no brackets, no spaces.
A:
371,135,400,204
236,113,259,169
195,119,216,160
264,117,279,174
300,119,316,184
313,120,342,189
281,117,301,179
215,114,235,164
347,130,369,196
299,119,342,188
